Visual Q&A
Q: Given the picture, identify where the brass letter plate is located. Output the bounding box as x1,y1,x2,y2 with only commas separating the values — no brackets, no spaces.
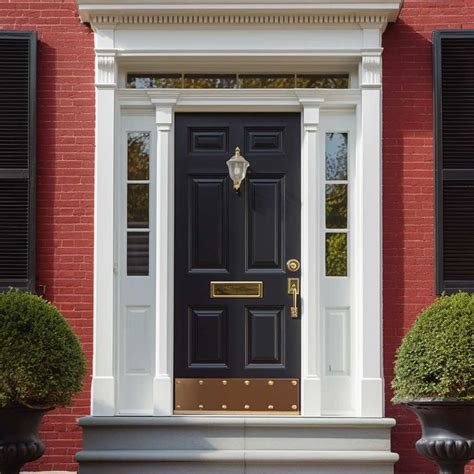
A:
175,378,300,415
210,281,263,298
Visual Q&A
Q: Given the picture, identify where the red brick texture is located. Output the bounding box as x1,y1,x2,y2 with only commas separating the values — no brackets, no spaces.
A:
1,0,474,473
0,0,94,471
383,1,474,473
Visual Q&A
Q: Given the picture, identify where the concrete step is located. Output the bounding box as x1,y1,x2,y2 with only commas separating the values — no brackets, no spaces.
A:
77,416,398,474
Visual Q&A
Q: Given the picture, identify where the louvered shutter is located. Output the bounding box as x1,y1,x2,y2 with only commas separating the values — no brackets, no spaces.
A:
0,32,36,292
434,31,474,293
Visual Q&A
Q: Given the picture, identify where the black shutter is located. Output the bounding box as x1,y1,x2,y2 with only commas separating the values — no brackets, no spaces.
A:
434,30,474,294
0,32,36,292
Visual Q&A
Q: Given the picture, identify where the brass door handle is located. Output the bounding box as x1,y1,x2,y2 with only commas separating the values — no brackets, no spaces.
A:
288,278,300,319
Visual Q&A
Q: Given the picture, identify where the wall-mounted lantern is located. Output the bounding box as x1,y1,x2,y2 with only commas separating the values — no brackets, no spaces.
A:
226,147,249,192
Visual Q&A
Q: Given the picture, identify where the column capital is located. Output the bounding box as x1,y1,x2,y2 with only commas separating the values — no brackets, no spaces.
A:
296,94,324,128
95,51,117,88
361,54,382,88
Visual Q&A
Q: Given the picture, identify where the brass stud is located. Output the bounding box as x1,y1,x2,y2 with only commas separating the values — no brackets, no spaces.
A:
291,405,298,410
222,380,228,385
268,405,274,410
244,404,250,410
291,380,298,386
244,380,250,386
176,380,181,384
198,404,204,409
268,380,274,386
176,405,181,409
222,404,227,409
199,380,204,385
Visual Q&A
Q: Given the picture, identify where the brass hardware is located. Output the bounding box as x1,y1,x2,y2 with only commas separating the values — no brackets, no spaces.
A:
211,281,263,298
286,259,301,272
292,380,298,386
288,278,300,318
222,380,228,385
174,378,300,414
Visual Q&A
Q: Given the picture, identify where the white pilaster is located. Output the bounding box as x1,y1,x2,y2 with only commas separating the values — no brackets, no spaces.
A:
299,96,324,416
150,93,180,416
92,50,118,415
357,48,384,417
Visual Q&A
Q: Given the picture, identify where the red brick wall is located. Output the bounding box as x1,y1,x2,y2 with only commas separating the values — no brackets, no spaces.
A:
383,1,474,473
0,0,94,471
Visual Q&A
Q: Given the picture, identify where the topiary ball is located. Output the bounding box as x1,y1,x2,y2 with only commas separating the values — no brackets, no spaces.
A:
392,292,474,403
0,290,86,409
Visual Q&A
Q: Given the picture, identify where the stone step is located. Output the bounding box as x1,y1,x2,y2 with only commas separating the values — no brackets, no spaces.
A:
77,416,398,474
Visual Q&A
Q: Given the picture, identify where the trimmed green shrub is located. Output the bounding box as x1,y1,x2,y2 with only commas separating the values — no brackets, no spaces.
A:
392,292,474,403
0,290,86,409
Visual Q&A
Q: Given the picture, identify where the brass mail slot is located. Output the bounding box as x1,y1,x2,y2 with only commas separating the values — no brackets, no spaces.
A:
210,281,263,298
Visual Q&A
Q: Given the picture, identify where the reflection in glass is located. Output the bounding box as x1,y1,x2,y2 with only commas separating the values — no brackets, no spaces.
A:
297,75,349,89
127,74,183,89
127,232,149,276
240,75,295,88
184,75,238,89
326,133,348,181
128,132,150,180
127,184,149,228
326,184,348,229
326,233,347,277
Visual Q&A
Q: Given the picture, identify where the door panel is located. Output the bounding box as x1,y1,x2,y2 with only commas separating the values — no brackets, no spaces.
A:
174,113,301,411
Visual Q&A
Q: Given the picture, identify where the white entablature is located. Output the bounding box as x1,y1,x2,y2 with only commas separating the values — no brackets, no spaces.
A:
77,0,402,28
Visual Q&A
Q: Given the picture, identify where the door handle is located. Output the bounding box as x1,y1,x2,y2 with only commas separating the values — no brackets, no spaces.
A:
288,278,300,319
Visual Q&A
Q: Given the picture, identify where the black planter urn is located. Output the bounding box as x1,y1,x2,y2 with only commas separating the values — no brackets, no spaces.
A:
0,407,48,474
406,401,474,474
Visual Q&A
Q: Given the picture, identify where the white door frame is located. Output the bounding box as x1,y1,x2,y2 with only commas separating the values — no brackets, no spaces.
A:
90,10,388,418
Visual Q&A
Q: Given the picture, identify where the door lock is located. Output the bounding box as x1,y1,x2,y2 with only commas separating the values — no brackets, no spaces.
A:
286,259,300,272
288,278,300,319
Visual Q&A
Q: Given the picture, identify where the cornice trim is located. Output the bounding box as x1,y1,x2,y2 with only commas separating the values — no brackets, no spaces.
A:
90,13,388,26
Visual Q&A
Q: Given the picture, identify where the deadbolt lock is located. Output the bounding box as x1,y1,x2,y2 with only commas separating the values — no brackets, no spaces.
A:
286,259,300,272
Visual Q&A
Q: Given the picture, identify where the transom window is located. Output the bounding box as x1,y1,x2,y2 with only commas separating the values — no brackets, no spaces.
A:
127,73,349,89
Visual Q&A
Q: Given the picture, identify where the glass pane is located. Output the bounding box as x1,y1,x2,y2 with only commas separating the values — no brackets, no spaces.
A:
184,75,238,89
326,233,348,277
326,184,348,229
127,232,149,276
297,75,349,89
128,184,149,228
128,132,150,181
127,74,182,89
326,132,348,181
240,75,295,89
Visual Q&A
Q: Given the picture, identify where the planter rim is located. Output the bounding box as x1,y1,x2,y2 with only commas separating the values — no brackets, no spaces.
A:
404,400,474,406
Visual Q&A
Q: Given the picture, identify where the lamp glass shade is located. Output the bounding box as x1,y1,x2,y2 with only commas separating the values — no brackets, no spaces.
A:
226,147,249,190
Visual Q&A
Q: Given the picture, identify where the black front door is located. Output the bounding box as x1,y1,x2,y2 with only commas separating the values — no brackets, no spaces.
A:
174,113,301,413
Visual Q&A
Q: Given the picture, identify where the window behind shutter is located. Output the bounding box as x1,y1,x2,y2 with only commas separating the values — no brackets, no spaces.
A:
434,30,474,293
0,32,36,292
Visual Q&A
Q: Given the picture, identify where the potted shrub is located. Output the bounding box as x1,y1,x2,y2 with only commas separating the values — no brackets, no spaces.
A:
0,290,86,474
392,292,474,474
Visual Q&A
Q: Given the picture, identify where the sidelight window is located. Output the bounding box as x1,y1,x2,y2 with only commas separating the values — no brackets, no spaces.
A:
325,132,348,277
127,132,151,276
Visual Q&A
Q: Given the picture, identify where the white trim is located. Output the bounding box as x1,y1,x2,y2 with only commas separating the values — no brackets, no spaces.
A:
90,5,386,417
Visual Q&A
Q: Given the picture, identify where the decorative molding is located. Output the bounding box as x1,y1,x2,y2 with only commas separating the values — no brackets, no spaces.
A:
91,13,389,27
361,54,382,87
96,53,117,86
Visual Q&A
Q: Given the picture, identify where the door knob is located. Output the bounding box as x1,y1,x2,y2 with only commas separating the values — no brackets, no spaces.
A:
288,278,300,319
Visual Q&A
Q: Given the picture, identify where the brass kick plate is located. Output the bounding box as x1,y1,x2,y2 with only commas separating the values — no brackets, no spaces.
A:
210,281,263,298
174,378,300,414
